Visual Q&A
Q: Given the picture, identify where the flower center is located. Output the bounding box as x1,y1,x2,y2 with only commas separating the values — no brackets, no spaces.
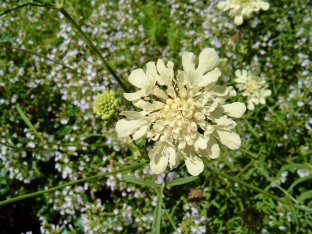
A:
246,79,259,93
164,97,196,119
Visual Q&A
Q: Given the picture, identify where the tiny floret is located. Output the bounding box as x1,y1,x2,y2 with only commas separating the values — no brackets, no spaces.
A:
234,69,271,110
116,48,246,176
93,90,119,120
217,0,270,26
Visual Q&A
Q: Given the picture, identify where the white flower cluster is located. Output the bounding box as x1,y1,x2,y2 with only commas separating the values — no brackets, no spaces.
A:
116,48,246,176
234,69,271,110
217,0,270,25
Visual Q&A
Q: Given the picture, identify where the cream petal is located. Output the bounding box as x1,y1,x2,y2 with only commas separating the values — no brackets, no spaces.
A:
116,119,148,138
242,70,248,77
247,100,255,110
128,69,148,88
132,99,152,110
263,89,272,97
146,62,158,79
217,1,227,9
206,137,220,159
194,136,207,151
147,86,169,100
259,2,270,10
222,102,246,118
197,68,221,87
123,89,146,101
210,85,229,96
214,130,241,150
182,51,196,73
234,15,244,25
235,69,242,78
168,146,180,168
149,142,169,174
119,111,146,119
185,155,204,176
133,124,149,140
259,97,266,104
197,48,219,76
197,137,220,159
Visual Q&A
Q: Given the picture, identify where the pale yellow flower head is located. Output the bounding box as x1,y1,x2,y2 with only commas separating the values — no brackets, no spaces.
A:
116,48,246,176
217,0,270,25
234,69,272,110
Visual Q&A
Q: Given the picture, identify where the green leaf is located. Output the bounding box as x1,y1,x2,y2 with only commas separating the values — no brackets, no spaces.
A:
122,175,161,188
276,163,311,178
55,125,73,136
297,190,312,203
287,175,312,193
166,176,199,187
152,183,165,234
16,104,45,142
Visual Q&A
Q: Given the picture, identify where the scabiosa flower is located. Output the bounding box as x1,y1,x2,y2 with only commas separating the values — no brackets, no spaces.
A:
234,69,271,110
217,0,270,26
116,48,246,176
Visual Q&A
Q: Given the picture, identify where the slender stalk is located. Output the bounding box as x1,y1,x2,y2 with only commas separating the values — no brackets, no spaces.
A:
0,162,145,206
162,202,178,233
206,164,286,204
0,2,56,17
225,159,254,189
0,45,78,73
59,8,129,92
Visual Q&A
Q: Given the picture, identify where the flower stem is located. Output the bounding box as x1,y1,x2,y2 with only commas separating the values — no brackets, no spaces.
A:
206,164,286,204
59,8,129,92
0,162,145,206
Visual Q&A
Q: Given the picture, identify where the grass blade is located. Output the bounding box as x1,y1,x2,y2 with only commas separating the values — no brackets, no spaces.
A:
16,104,45,143
152,183,165,234
166,176,199,187
122,175,161,188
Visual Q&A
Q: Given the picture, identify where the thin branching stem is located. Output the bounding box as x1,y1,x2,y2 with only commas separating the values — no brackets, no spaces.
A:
59,8,129,92
0,162,145,206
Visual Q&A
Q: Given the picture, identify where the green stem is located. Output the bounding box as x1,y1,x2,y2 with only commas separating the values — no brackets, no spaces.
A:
206,164,286,204
225,159,254,189
0,2,56,17
162,202,178,233
59,8,129,92
0,162,145,206
0,45,79,73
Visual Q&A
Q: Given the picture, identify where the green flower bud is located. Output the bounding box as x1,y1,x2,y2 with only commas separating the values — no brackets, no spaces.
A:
93,90,119,120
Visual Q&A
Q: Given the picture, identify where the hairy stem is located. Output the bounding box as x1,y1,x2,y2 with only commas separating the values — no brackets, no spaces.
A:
59,8,129,92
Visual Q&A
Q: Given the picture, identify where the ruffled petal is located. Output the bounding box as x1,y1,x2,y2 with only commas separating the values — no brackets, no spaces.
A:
123,89,146,101
128,69,148,88
259,2,270,10
196,48,219,76
217,1,227,9
222,102,246,118
197,68,221,87
235,69,242,78
149,142,170,174
214,130,241,150
133,125,149,140
132,99,152,110
197,137,220,159
116,119,148,138
185,156,204,176
234,15,244,25
182,51,195,73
